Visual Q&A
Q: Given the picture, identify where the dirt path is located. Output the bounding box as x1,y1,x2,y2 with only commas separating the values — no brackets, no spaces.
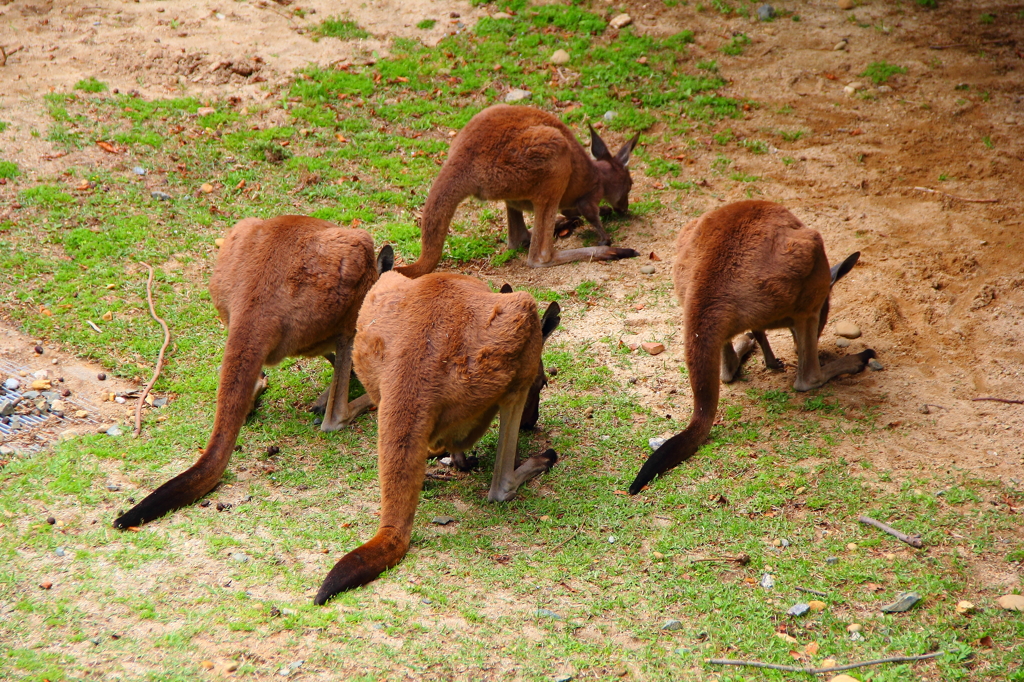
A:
1,0,1023,485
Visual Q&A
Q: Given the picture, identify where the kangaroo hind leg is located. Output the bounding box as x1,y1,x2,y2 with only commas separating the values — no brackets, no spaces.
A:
720,333,757,383
487,390,557,502
321,336,373,432
751,331,784,370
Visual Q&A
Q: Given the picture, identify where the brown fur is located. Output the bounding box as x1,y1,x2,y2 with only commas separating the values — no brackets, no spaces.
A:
314,271,560,604
395,104,641,277
629,201,875,494
114,216,383,529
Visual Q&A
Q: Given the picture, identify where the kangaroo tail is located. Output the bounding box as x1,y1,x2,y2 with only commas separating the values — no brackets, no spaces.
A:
114,325,272,528
628,324,722,495
394,163,471,278
315,409,428,604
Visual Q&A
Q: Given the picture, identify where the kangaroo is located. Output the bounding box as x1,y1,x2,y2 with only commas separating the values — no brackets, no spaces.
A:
395,104,641,277
628,201,875,495
114,216,393,529
314,272,561,604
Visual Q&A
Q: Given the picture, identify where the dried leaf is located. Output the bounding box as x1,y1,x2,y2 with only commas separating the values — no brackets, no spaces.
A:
96,140,118,154
804,641,820,655
649,252,662,261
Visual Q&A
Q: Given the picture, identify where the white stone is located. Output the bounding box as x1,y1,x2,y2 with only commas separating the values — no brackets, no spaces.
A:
609,13,632,29
844,82,864,96
504,89,532,103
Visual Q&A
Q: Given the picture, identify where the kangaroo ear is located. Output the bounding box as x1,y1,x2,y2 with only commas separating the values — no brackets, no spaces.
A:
377,244,395,275
540,301,561,339
830,251,860,285
589,124,612,161
500,283,513,294
615,132,641,167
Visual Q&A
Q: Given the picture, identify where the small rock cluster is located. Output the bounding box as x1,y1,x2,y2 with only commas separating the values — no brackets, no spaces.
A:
1,370,84,434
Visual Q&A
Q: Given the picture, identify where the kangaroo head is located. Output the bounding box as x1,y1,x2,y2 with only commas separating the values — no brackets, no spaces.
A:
589,125,641,214
818,251,860,336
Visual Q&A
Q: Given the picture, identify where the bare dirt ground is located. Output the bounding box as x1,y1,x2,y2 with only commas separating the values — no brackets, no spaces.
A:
2,0,1022,480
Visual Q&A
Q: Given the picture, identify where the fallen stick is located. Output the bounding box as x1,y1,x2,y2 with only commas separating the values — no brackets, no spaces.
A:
972,397,1024,405
133,263,171,438
0,45,24,67
708,651,943,674
795,586,828,597
858,515,923,548
85,320,102,333
911,186,998,204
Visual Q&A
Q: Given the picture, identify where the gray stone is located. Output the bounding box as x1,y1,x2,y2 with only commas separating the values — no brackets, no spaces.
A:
868,359,884,371
106,426,123,437
42,391,60,401
0,399,15,417
603,111,618,122
153,396,168,407
133,166,147,176
278,660,303,677
757,5,776,20
649,437,667,450
231,552,250,563
662,619,683,630
151,191,172,201
55,547,66,557
535,608,563,620
826,557,839,565
431,516,456,525
760,573,775,589
640,265,656,275
787,602,810,616
881,591,921,613
504,89,532,103
554,676,573,682
106,484,121,491
22,391,39,400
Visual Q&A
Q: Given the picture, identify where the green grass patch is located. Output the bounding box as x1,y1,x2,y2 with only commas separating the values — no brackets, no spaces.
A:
74,77,108,93
0,161,19,179
860,60,907,84
314,17,372,40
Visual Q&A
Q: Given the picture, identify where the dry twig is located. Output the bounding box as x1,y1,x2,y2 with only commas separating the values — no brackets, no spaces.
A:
858,515,923,548
708,651,943,674
0,45,24,67
911,186,998,203
795,586,828,597
133,263,171,438
973,397,1024,405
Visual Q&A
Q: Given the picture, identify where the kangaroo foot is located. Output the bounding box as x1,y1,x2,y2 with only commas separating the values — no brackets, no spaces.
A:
447,451,479,472
488,449,558,502
250,373,269,415
555,214,583,238
309,387,330,415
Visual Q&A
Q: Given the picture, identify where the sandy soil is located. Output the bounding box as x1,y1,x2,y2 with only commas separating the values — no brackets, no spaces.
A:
1,1,1021,484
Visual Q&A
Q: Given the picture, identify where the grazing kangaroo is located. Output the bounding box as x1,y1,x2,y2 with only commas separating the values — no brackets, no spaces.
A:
395,104,641,277
314,272,561,604
628,201,875,495
114,216,392,529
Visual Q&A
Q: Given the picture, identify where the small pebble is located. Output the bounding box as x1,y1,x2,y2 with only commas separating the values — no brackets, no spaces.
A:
97,373,107,381
846,623,862,633
40,581,53,589
846,542,858,551
608,535,617,544
431,516,456,525
808,600,827,612
757,5,775,20
837,0,854,8
422,598,432,604
267,445,280,456
835,321,861,339
504,88,532,103
794,486,806,495
836,337,851,348
661,619,683,630
833,39,848,51
640,265,656,275
230,552,249,563
34,345,44,354
649,437,667,450
877,85,892,94
554,675,573,682
788,603,810,616
535,608,563,620
55,547,66,557
609,13,632,29
3,378,19,390
151,191,173,201
760,573,775,589
216,502,231,512
844,83,864,96
603,111,618,122
201,183,214,194
867,359,884,371
106,426,123,436
826,557,839,565
47,516,56,525
641,342,665,355
106,484,121,491
224,662,239,673
652,551,665,560
829,676,860,682
550,49,570,65
200,660,214,670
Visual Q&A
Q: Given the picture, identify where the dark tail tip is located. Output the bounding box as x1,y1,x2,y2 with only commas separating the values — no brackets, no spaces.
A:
315,528,407,605
627,430,700,495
